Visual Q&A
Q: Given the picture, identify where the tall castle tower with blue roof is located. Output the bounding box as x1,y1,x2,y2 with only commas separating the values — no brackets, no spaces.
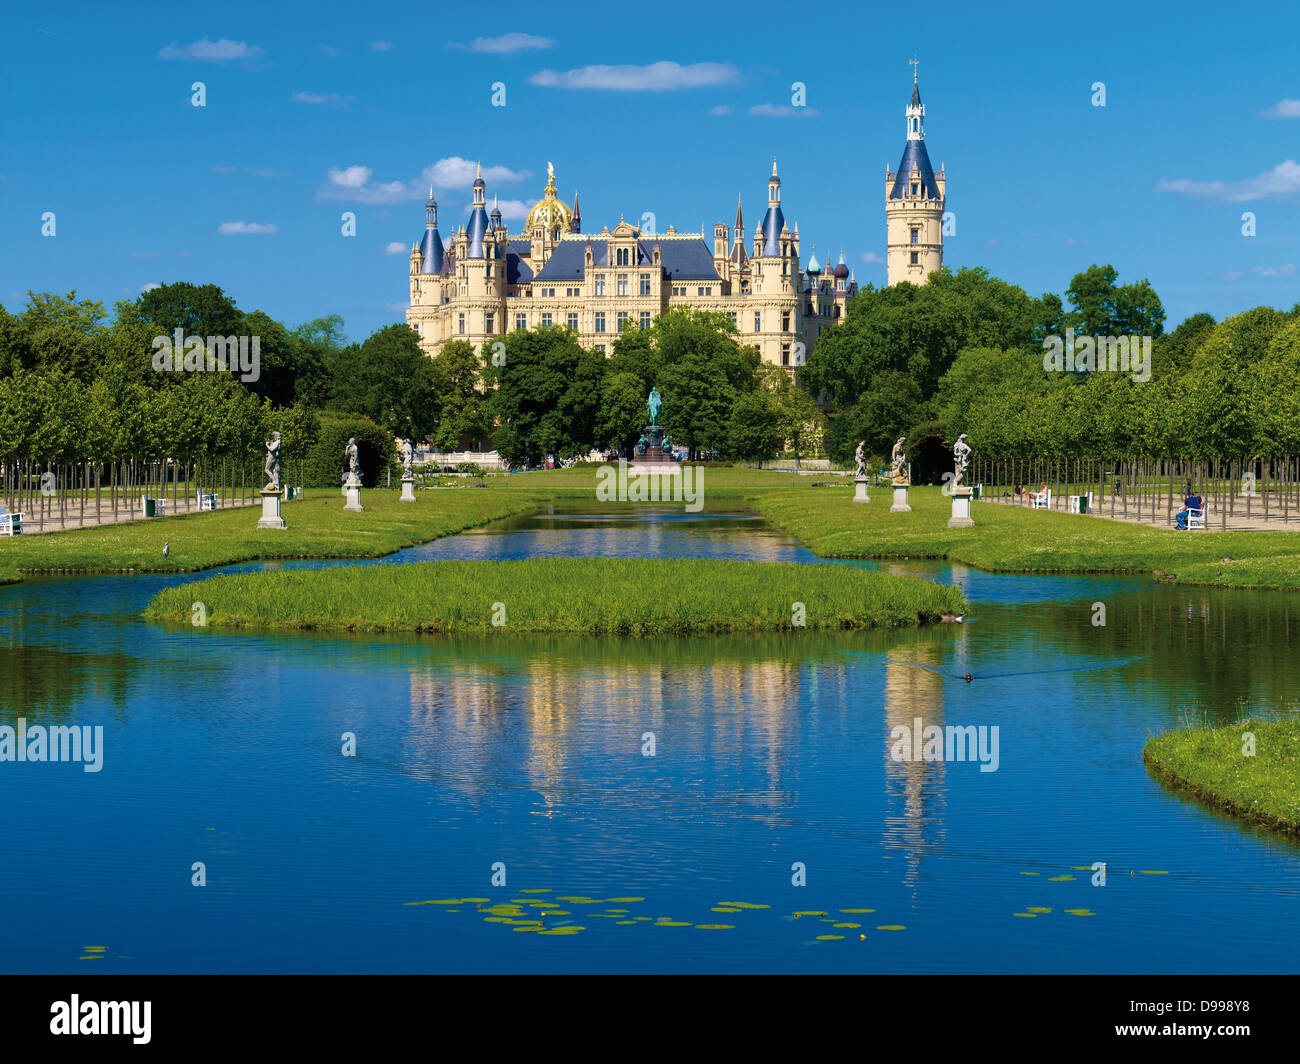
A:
886,63,945,286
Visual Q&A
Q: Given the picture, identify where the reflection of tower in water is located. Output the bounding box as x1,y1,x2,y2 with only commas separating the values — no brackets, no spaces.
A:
883,641,947,894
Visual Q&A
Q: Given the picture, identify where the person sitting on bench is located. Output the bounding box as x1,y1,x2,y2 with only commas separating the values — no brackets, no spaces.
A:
1175,491,1203,530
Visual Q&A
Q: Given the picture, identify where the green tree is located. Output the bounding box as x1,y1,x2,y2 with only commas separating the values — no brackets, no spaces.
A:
596,371,648,456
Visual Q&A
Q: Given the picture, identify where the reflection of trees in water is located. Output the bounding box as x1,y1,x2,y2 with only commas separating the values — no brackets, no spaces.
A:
883,640,947,896
0,644,139,723
1051,587,1300,725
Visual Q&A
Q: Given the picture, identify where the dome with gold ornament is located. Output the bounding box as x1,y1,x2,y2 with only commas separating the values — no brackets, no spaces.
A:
525,162,574,233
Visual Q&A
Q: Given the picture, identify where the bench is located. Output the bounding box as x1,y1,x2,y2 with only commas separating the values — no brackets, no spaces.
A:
1030,489,1052,509
0,511,23,535
196,491,219,511
1181,506,1207,531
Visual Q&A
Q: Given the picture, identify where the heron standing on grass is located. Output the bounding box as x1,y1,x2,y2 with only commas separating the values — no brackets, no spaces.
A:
163,541,169,557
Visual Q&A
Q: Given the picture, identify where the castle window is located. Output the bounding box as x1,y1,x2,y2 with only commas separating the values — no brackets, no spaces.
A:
754,312,761,332
568,287,580,297
640,273,651,296
910,251,919,265
595,312,606,333
911,183,918,196
595,276,605,296
741,281,750,294
458,313,465,334
730,313,737,328
617,311,629,329
782,311,790,331
486,313,495,333
617,274,628,296
910,228,919,244
515,313,526,331
616,247,629,266
639,312,651,330
595,345,605,354
542,312,553,328
567,312,578,330
781,344,790,366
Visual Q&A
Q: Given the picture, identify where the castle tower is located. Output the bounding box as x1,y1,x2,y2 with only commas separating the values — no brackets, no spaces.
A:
886,62,945,286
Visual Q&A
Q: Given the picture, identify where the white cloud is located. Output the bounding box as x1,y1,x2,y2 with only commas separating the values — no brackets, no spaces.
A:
1251,263,1297,277
451,33,553,54
1156,160,1300,202
320,158,533,205
530,61,740,91
386,301,410,313
158,37,263,61
217,221,277,235
211,164,237,173
292,91,353,105
248,168,288,178
370,41,393,51
749,104,820,118
465,199,529,221
1217,271,1244,281
1261,99,1300,118
709,105,731,116
384,241,410,255
131,251,161,259
140,283,161,293
320,44,343,57
860,251,883,263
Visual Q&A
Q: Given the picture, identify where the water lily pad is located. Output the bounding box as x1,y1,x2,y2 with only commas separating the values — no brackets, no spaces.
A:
694,924,734,930
1139,870,1169,875
1027,907,1052,914
512,926,540,933
604,897,645,903
538,927,585,935
833,922,861,929
1064,909,1096,916
718,902,770,909
712,907,741,913
1019,872,1039,876
405,899,461,906
1048,876,1076,882
1013,913,1037,918
78,955,104,960
816,935,845,941
840,908,875,914
461,897,490,903
483,916,515,923
655,920,692,927
538,910,571,916
876,925,906,931
793,911,828,918
519,889,551,894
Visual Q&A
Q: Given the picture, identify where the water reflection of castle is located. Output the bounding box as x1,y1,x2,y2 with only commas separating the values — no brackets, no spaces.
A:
404,656,806,810
883,641,948,893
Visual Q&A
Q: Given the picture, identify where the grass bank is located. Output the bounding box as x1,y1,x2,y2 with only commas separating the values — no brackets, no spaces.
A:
1143,719,1300,835
753,484,1300,589
144,557,966,635
0,487,540,581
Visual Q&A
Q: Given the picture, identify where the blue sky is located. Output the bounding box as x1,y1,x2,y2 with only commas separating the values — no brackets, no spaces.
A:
1,0,1297,341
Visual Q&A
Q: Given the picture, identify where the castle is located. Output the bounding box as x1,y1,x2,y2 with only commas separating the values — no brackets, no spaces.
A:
406,71,943,362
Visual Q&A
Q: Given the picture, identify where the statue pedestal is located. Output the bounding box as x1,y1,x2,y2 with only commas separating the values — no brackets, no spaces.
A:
853,476,870,503
343,476,364,513
257,488,287,529
633,425,676,467
948,487,974,528
400,477,416,502
891,484,912,512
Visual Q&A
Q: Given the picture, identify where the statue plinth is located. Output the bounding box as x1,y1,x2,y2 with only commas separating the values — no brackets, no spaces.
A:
400,476,416,502
257,488,287,529
343,474,364,512
891,483,912,513
948,485,974,528
631,425,676,468
853,476,870,503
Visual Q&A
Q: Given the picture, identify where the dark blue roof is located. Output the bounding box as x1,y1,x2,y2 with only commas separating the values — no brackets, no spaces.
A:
890,138,940,200
509,238,530,255
531,238,721,282
506,250,533,284
466,206,489,258
419,227,444,274
761,205,785,256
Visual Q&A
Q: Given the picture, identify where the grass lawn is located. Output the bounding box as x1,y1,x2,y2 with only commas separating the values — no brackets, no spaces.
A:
0,486,541,583
1144,719,1300,835
144,557,966,635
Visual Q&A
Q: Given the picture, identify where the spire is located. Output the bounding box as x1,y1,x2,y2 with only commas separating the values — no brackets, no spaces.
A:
490,194,502,228
570,190,581,233
734,194,743,233
768,159,781,205
807,244,821,274
472,161,485,205
906,60,925,141
425,184,438,228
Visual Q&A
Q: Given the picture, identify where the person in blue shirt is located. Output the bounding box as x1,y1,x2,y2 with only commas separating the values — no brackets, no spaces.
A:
1175,490,1204,529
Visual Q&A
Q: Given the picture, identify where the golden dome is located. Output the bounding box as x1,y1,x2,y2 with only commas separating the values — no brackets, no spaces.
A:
525,162,573,233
